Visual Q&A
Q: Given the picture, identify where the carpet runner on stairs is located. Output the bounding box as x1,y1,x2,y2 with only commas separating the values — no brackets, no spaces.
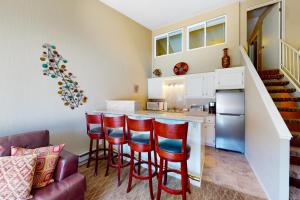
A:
259,69,300,196
278,107,300,112
268,88,296,93
260,74,284,80
264,81,290,86
290,186,300,200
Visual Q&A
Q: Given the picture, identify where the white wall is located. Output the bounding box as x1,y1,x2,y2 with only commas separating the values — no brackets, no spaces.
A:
152,3,241,77
0,0,152,155
262,3,280,69
241,47,291,200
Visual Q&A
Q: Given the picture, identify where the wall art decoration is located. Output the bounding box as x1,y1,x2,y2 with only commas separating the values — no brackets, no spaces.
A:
40,43,87,109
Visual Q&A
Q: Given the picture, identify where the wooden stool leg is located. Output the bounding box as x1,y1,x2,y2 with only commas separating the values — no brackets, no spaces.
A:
138,152,141,175
148,152,154,200
121,145,124,165
103,139,107,158
154,150,158,179
181,161,187,200
185,161,191,194
127,150,134,193
163,160,168,185
117,144,121,186
105,143,111,177
94,139,99,175
156,158,164,200
87,138,93,168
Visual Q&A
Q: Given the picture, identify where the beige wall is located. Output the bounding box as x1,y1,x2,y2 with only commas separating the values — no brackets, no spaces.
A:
0,0,151,155
284,0,300,48
152,3,240,77
240,0,300,49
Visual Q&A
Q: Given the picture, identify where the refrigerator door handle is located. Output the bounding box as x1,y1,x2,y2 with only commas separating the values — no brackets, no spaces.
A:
218,113,243,116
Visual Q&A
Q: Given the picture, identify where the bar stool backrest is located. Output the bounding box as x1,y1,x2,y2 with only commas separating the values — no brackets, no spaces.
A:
85,113,103,133
103,115,126,139
153,121,189,159
126,116,154,148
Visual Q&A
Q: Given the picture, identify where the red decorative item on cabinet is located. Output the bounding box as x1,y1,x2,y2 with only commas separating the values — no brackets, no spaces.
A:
173,62,189,75
222,48,230,68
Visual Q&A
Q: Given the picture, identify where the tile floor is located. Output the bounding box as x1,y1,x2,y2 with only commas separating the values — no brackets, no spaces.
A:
202,146,267,199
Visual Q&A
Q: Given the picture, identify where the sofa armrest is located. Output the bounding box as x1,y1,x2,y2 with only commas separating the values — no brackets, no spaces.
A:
54,150,78,182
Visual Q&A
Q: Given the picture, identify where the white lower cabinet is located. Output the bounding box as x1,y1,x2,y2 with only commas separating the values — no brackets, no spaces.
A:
204,123,215,147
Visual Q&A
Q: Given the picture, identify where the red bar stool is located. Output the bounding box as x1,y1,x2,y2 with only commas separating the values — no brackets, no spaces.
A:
103,114,130,186
154,121,191,200
126,117,158,200
85,113,108,175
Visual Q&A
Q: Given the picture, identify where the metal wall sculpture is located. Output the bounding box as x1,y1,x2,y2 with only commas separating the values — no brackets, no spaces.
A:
40,43,87,109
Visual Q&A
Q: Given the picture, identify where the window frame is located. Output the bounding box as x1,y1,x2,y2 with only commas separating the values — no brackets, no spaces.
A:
154,28,183,58
187,15,227,51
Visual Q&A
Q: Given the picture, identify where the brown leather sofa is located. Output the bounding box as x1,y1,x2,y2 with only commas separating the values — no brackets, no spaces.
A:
0,130,86,200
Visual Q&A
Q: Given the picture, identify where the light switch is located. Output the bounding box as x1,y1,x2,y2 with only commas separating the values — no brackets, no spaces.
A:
134,85,139,93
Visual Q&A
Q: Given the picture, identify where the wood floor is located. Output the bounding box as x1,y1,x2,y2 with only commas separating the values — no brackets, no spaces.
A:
79,147,266,200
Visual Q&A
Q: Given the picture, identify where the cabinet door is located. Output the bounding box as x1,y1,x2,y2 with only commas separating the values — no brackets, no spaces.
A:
185,74,204,98
215,67,245,90
204,123,215,147
203,72,216,98
148,78,164,99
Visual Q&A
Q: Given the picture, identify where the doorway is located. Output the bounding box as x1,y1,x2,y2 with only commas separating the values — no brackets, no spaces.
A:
247,2,282,71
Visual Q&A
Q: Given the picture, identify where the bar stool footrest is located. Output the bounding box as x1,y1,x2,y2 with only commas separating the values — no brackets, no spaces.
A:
132,160,157,180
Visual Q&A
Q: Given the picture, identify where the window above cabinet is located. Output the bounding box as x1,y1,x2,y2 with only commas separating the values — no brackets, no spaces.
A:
155,29,183,57
187,16,226,50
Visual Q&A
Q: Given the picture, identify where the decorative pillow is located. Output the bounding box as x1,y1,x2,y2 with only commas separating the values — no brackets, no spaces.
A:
0,154,37,200
11,144,64,188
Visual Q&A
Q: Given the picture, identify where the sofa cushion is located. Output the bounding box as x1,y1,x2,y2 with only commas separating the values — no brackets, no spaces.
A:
0,154,37,200
0,130,49,157
11,144,64,188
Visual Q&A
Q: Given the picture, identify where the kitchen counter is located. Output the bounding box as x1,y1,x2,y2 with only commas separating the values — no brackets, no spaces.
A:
91,110,212,123
91,109,207,187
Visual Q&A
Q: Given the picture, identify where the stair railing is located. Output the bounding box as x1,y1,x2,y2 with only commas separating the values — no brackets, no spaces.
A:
280,39,300,88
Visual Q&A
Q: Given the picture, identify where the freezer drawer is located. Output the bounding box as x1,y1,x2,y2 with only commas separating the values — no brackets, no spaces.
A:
216,114,245,153
216,90,245,115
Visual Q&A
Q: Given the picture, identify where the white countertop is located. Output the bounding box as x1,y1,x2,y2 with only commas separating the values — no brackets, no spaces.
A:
91,110,214,123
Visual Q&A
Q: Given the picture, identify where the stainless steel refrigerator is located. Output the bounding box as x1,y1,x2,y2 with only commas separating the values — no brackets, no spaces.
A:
216,89,245,153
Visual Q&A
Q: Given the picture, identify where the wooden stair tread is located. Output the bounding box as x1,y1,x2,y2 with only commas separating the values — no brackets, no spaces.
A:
290,186,300,200
268,88,296,93
273,97,300,102
264,81,289,86
278,107,300,112
290,164,300,179
260,74,284,80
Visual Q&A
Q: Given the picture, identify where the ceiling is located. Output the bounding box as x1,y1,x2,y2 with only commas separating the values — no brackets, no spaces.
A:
100,0,239,30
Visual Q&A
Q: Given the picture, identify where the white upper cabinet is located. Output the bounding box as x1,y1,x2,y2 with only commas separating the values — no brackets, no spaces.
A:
148,78,165,99
202,72,216,98
215,67,245,90
185,72,215,98
185,73,204,98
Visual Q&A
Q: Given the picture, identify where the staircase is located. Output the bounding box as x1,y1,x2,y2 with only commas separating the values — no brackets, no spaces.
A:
258,69,300,199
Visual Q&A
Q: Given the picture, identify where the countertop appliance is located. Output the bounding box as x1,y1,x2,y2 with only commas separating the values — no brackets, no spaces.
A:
208,102,216,114
216,89,245,153
147,99,166,111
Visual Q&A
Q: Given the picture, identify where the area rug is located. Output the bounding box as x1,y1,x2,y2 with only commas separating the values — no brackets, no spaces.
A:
79,161,265,200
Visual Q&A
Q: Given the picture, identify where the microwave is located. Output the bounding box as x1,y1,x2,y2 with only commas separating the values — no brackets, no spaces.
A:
147,101,165,111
